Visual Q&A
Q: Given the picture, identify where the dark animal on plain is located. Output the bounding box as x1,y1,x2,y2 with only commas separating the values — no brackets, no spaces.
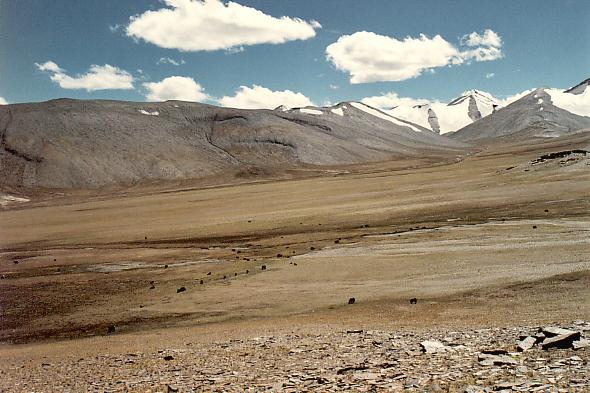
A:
107,325,116,334
410,298,418,304
348,297,356,305
246,270,249,274
200,280,203,284
261,265,267,270
177,287,186,293
207,272,211,275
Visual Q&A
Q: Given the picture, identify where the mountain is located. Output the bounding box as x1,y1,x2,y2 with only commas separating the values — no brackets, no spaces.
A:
0,99,465,189
565,77,590,95
387,90,500,134
449,81,590,142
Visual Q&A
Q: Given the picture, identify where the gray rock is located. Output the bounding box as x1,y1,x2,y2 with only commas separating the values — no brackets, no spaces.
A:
517,336,536,352
572,339,590,350
541,326,576,337
420,340,452,354
541,331,581,350
478,354,518,366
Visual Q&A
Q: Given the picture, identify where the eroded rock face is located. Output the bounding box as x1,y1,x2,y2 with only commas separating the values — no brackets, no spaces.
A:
467,96,483,122
427,108,441,134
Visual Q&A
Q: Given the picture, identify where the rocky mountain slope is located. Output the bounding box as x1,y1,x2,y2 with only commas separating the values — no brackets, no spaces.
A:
0,99,465,189
450,83,590,142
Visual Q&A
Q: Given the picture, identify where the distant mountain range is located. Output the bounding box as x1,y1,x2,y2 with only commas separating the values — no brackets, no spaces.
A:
1,77,588,190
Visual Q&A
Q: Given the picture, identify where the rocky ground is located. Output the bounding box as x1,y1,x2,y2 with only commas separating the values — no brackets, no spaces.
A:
1,322,588,392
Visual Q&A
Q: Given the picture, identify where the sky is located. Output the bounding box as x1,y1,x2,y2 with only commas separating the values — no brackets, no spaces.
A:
0,0,588,108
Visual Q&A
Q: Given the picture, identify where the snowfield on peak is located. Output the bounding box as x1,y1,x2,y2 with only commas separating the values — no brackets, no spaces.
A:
299,108,323,115
546,88,590,117
330,107,344,116
139,109,159,116
350,102,421,132
381,90,500,134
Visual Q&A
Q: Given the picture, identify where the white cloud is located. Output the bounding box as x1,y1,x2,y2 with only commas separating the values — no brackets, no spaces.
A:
485,72,496,79
35,61,64,73
143,76,209,102
461,29,502,48
157,57,185,66
218,85,314,109
329,84,339,90
0,96,8,105
460,46,503,62
126,0,321,52
326,30,504,83
109,24,123,33
362,91,430,109
326,31,458,83
35,61,134,91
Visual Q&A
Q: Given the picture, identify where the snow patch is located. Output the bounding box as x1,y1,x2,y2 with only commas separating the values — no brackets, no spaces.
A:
330,107,344,116
0,195,29,207
138,109,160,116
546,88,590,117
537,98,543,104
299,108,323,115
389,105,431,130
350,102,421,132
539,107,544,111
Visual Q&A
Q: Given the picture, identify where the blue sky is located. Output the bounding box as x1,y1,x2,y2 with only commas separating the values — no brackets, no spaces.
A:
0,0,588,107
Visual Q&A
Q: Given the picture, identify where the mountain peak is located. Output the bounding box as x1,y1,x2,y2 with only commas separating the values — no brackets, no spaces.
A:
564,77,590,95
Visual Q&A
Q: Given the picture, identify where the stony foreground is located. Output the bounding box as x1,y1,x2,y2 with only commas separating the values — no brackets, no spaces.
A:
1,322,588,392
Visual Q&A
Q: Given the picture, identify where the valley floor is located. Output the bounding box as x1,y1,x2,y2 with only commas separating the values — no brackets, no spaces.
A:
0,134,589,391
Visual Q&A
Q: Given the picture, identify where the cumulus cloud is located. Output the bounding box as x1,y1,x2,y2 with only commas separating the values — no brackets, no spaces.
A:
461,29,502,48
362,91,430,109
218,85,314,109
143,76,209,101
35,61,134,91
157,57,185,66
0,96,8,105
326,30,503,83
35,60,64,73
126,0,321,52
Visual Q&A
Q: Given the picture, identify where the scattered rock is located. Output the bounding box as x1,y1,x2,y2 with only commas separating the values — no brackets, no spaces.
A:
420,340,452,354
478,353,517,366
517,336,536,352
541,331,581,350
573,339,590,350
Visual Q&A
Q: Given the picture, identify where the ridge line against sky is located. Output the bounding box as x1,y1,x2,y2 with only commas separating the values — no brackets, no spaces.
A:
0,0,588,108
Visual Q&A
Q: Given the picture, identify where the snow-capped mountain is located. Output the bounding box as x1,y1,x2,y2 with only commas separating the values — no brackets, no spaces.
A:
386,90,501,134
450,79,590,142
